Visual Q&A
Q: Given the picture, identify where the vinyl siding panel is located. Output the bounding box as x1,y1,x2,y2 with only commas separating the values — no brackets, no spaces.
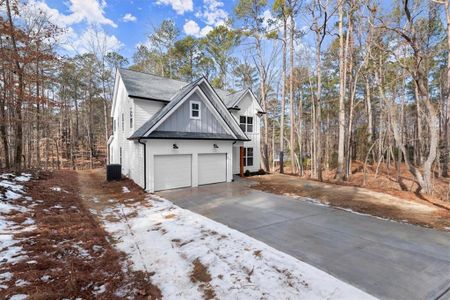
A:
134,99,165,129
110,77,150,188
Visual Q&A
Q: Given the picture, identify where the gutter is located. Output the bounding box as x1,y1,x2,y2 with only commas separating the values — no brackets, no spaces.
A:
138,138,147,191
129,95,171,103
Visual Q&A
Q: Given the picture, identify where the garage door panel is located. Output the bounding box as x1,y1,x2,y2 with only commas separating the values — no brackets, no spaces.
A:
198,153,227,185
154,155,191,191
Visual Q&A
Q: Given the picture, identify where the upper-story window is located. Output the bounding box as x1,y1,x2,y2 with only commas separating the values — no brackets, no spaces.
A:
240,116,253,133
190,101,201,119
129,107,133,128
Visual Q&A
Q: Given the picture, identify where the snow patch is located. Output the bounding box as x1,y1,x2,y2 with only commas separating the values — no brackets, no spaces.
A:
15,279,29,287
122,187,130,193
0,173,35,275
9,294,28,300
93,284,106,295
100,195,376,299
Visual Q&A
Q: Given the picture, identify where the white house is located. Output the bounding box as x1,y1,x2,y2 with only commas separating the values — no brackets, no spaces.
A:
108,69,265,192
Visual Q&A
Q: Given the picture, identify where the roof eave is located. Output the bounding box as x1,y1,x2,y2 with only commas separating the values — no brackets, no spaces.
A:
129,95,170,103
128,136,250,142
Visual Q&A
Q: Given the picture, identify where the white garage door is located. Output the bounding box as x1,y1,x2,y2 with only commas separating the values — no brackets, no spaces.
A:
154,155,191,191
198,153,227,185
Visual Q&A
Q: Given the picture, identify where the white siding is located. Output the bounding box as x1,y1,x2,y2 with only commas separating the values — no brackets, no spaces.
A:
231,93,261,173
110,78,160,189
134,99,165,129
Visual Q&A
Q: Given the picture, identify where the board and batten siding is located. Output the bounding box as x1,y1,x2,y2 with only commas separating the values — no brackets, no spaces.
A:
156,91,227,134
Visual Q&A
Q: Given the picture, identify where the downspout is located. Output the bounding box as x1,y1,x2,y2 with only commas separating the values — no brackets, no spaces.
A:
138,138,146,191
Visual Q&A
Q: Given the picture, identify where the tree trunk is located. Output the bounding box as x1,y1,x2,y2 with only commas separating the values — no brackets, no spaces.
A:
6,0,24,172
289,14,296,174
337,1,346,180
279,12,287,174
365,76,373,145
443,0,450,177
256,37,270,172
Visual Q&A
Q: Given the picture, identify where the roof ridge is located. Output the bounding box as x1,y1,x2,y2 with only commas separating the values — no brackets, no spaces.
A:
119,68,188,85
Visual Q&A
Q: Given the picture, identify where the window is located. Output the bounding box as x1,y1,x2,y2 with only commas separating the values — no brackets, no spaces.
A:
190,101,201,119
121,113,124,131
240,116,253,133
129,107,133,128
244,147,253,166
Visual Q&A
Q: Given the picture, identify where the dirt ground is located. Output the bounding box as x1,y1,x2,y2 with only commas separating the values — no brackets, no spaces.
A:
77,168,150,215
0,170,161,300
279,161,450,204
251,173,450,231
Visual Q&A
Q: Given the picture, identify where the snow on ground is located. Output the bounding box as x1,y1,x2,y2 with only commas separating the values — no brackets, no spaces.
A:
0,173,35,295
100,195,376,299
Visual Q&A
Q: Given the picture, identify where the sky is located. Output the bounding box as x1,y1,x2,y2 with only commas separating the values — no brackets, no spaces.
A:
31,0,242,60
22,0,400,66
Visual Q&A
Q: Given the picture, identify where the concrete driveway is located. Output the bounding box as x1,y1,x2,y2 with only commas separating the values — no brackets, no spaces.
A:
158,179,450,300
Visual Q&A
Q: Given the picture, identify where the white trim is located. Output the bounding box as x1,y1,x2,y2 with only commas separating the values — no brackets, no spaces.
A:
190,100,201,120
198,79,249,140
144,86,237,138
239,115,254,133
111,69,121,117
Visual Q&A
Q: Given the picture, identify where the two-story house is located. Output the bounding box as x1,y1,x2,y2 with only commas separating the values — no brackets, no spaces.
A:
108,69,264,192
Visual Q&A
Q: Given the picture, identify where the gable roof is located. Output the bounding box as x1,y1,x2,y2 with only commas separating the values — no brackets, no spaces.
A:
129,77,202,139
118,68,257,109
129,77,249,141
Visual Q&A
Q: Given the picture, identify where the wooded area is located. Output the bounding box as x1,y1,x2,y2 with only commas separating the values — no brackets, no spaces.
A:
0,0,449,198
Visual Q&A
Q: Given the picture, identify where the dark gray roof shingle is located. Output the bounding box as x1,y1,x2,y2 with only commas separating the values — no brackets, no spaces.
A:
119,68,186,101
119,68,246,107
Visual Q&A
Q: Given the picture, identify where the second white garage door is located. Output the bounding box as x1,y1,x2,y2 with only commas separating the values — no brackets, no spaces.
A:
198,153,227,185
154,154,192,191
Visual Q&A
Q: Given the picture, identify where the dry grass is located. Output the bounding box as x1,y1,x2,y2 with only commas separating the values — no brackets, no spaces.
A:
190,258,216,300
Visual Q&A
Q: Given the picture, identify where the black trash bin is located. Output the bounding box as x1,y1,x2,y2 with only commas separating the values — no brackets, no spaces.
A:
107,164,122,181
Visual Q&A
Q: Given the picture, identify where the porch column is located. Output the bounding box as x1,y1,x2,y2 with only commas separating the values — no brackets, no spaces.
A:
240,146,244,177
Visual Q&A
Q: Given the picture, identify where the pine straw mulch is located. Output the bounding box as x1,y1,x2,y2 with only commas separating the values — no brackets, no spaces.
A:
0,170,161,300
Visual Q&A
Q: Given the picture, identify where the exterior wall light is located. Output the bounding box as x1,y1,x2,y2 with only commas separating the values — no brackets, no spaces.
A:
173,144,179,149
213,144,219,149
